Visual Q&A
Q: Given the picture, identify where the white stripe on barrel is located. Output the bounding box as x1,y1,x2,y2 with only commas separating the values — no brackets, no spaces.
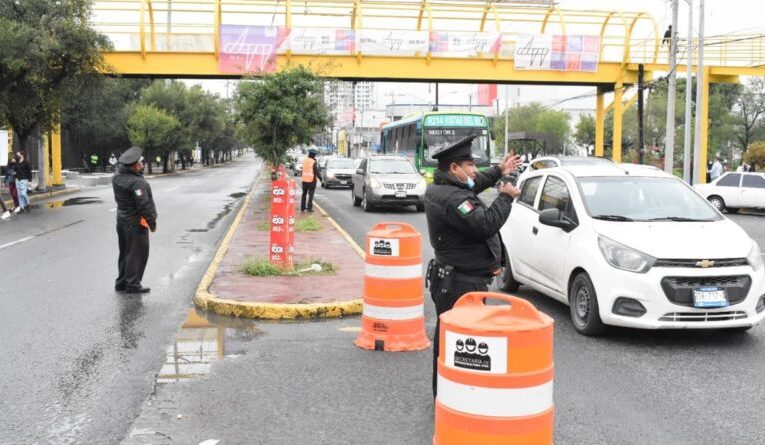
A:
363,303,424,320
437,375,553,417
365,263,422,279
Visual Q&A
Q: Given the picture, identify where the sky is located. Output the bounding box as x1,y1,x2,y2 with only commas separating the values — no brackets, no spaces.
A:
182,0,765,114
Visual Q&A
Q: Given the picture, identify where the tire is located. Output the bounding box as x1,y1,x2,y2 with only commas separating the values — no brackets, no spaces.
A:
352,188,362,207
727,207,740,214
416,203,425,212
361,189,374,212
568,272,607,336
496,264,521,293
321,180,326,189
707,195,726,212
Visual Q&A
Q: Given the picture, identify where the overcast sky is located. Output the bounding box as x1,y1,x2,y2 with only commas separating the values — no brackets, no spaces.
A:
184,0,765,112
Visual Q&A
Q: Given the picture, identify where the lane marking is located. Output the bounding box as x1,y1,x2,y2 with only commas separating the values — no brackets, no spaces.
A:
0,236,35,251
109,207,117,212
0,220,85,251
165,186,180,192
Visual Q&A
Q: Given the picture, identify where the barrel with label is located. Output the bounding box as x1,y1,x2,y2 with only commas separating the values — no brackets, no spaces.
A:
355,222,430,351
435,292,554,444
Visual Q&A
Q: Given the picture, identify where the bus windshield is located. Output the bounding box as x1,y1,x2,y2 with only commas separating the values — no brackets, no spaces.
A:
423,127,489,166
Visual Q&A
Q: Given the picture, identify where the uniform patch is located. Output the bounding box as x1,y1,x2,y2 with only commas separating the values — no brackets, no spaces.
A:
457,200,475,215
134,189,144,197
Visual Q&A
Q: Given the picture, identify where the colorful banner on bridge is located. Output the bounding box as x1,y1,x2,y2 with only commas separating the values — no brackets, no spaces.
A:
429,32,502,57
514,34,600,72
357,29,429,55
286,28,356,54
218,25,289,74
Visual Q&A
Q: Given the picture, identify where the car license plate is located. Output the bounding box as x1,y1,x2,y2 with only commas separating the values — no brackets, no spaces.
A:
340,180,347,185
693,287,728,308
395,191,407,198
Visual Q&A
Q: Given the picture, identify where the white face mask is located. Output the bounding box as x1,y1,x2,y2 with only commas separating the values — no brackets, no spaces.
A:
456,164,475,189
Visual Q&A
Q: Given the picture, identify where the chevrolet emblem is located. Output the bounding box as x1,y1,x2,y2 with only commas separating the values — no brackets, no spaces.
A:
696,259,715,268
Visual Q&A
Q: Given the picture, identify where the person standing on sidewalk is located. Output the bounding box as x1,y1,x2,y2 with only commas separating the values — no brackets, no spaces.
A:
4,157,19,211
300,149,320,213
14,152,32,214
109,153,118,172
424,135,522,398
0,165,11,219
112,146,157,294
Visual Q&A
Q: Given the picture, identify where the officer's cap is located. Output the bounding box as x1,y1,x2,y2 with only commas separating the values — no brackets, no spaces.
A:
431,135,478,163
119,146,144,165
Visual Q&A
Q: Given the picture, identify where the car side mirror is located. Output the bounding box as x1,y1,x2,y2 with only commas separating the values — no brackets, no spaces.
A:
539,208,577,232
356,168,364,175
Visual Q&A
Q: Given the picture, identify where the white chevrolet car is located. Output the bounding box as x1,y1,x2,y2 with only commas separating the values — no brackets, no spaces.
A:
498,163,765,335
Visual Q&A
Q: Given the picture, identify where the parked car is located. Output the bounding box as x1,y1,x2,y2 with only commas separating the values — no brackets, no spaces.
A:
497,163,765,335
293,155,307,177
694,171,765,213
351,156,426,212
322,157,356,188
516,156,614,186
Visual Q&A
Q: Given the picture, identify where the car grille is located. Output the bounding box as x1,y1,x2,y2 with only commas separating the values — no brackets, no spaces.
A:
660,275,751,307
654,258,749,268
658,311,748,322
334,174,352,180
383,183,416,190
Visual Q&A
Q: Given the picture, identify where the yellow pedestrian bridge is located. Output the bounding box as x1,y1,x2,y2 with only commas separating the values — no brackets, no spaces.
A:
90,1,765,173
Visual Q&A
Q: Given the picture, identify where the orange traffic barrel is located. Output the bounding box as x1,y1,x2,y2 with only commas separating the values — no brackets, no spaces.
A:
355,222,430,352
434,292,554,445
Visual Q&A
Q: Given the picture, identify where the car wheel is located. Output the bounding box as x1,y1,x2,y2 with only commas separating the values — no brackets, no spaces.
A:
321,180,326,189
416,203,425,212
569,272,607,336
707,195,726,212
496,264,521,292
727,207,740,214
352,188,361,207
361,189,373,212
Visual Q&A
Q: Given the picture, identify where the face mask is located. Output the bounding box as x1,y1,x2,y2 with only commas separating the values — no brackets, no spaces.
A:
457,165,475,190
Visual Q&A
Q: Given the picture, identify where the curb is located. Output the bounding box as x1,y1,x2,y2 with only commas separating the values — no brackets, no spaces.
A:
4,187,81,208
193,176,364,320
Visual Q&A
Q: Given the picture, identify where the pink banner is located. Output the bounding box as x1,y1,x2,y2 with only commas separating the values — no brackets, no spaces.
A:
219,25,290,74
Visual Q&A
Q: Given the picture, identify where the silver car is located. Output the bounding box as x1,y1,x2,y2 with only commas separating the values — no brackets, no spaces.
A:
321,157,356,188
351,156,427,212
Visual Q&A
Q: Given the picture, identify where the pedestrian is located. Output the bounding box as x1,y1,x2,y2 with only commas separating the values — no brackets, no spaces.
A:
90,153,100,173
14,151,32,214
300,149,320,213
4,157,19,210
112,146,157,294
109,153,118,172
424,135,522,398
0,165,11,220
662,25,672,47
708,156,723,181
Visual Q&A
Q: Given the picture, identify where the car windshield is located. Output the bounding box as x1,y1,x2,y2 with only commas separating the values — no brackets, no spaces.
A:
327,159,355,169
369,159,417,174
561,158,612,166
578,176,721,222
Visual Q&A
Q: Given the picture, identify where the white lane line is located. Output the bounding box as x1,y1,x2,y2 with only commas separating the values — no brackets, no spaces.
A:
166,186,180,192
0,236,35,251
109,207,117,212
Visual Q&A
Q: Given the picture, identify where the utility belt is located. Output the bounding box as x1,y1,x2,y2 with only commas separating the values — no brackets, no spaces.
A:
426,259,493,297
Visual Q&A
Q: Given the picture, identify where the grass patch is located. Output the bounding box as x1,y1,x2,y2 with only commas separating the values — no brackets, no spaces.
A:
256,220,270,231
295,216,322,232
240,257,337,277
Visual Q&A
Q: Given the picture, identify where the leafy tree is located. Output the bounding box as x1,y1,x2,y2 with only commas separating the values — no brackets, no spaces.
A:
573,114,595,152
126,104,181,174
733,78,765,154
186,86,227,166
0,0,109,175
744,141,765,170
494,102,571,154
235,66,330,168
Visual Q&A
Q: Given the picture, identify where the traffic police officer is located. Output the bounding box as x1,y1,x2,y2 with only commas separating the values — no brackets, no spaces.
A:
424,135,522,397
113,146,157,294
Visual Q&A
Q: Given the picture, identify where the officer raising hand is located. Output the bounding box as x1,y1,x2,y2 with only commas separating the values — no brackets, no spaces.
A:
424,135,521,398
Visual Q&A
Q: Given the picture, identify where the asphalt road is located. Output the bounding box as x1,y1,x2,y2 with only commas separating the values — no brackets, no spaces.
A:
0,155,261,444
119,178,765,445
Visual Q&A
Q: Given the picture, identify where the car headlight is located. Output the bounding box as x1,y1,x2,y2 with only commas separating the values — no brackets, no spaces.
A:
597,235,656,273
370,178,382,189
747,241,763,271
327,172,335,179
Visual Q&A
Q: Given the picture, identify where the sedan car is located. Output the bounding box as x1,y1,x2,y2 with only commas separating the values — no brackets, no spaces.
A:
516,156,614,187
694,171,765,213
322,157,356,188
351,156,426,212
498,163,765,335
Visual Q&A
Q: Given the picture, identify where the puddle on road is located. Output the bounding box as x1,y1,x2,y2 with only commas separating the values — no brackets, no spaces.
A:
157,308,262,384
229,192,247,199
187,201,236,233
34,197,104,209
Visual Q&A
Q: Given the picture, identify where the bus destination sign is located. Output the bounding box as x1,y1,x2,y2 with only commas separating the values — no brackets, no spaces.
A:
423,114,487,128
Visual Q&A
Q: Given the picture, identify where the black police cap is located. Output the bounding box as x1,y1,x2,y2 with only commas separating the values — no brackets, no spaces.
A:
431,135,478,162
119,146,143,165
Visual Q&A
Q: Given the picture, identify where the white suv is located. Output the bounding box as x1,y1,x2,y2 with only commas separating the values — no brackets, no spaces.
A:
498,163,765,335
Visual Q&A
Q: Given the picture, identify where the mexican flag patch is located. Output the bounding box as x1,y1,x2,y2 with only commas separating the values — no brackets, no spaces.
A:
457,200,475,215
134,189,144,197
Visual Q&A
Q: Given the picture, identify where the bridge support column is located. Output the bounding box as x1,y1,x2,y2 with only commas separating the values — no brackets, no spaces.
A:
595,86,605,157
51,122,63,186
696,67,710,184
612,82,623,162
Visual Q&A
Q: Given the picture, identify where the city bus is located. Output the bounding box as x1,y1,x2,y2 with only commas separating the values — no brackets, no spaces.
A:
380,112,492,179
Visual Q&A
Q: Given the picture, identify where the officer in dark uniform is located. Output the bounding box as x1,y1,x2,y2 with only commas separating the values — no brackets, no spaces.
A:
112,146,157,294
424,135,522,397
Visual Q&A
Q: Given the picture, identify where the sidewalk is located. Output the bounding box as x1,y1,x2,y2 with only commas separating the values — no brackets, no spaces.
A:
194,172,364,319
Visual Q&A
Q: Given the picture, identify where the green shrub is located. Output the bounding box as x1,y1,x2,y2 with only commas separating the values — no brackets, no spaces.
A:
295,216,321,232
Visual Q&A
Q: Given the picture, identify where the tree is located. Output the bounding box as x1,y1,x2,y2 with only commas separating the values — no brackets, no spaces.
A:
0,0,109,189
573,114,596,152
494,102,571,154
235,66,330,168
733,78,765,155
126,104,181,174
744,141,765,170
